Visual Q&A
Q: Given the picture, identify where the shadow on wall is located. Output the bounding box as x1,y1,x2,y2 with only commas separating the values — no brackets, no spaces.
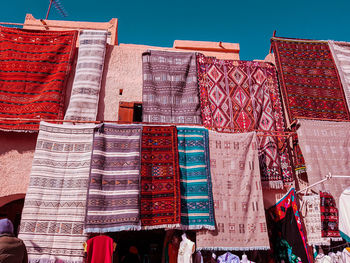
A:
0,196,25,236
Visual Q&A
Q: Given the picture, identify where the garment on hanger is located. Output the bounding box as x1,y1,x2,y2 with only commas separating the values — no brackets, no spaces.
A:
193,251,203,263
197,53,293,189
217,252,240,263
268,188,310,263
85,124,142,232
339,187,350,242
86,235,114,263
140,126,181,229
142,50,201,124
329,251,344,263
342,248,350,263
300,194,330,246
176,127,215,230
315,254,332,263
196,131,270,251
177,234,195,263
320,191,342,240
240,254,255,263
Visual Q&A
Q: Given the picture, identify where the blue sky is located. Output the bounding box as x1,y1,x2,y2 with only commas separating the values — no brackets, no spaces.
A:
2,0,350,60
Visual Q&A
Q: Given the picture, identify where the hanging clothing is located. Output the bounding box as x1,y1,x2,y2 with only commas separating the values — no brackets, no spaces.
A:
315,254,332,263
142,50,202,124
268,188,310,263
177,236,194,263
64,30,108,121
85,124,142,233
342,248,350,263
168,243,179,263
196,131,270,251
194,251,203,263
339,187,350,242
217,252,240,263
140,126,181,229
320,191,342,240
19,122,95,263
177,127,215,230
86,235,114,263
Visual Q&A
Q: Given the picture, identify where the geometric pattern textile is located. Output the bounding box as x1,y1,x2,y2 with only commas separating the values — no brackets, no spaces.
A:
177,126,215,230
300,195,330,246
140,126,181,229
142,50,202,124
296,119,350,207
18,122,95,263
328,40,350,113
268,188,311,263
320,191,342,240
197,53,288,188
0,27,78,131
196,131,270,251
272,37,350,121
64,30,107,121
85,124,142,233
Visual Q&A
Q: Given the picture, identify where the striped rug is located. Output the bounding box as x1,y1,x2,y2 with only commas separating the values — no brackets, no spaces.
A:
64,30,107,121
18,122,95,263
176,126,215,230
85,124,142,233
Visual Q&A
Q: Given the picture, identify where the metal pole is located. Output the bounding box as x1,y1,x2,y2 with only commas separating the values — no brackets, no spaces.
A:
45,0,54,20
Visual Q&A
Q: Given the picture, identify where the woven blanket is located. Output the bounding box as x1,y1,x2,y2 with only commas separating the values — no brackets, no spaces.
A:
300,195,330,246
328,41,350,112
85,124,142,233
176,126,215,230
320,191,341,240
18,122,95,263
142,50,202,124
64,30,107,121
140,126,181,229
271,37,350,121
296,119,350,207
268,188,310,263
197,53,289,189
196,131,269,251
0,27,77,131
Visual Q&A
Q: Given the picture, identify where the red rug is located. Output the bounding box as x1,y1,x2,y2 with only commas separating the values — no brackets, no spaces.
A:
140,126,181,229
0,27,77,131
272,37,350,121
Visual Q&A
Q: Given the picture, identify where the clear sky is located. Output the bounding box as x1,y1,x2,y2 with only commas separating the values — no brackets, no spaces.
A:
2,0,350,60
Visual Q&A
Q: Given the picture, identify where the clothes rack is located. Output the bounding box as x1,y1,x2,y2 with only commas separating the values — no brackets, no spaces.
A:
296,173,350,194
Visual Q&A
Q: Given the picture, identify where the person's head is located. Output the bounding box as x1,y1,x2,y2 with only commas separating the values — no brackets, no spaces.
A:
0,218,14,236
171,233,180,247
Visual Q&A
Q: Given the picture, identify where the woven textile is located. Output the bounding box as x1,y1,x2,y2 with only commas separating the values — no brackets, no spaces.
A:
0,27,77,131
272,37,350,121
18,122,95,263
296,119,350,207
85,124,142,233
196,131,269,251
300,195,330,246
140,126,181,229
268,188,310,263
142,50,201,124
197,53,291,188
176,127,215,230
320,191,341,240
64,30,107,121
328,41,350,111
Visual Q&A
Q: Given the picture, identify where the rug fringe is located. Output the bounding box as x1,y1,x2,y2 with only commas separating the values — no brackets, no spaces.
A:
142,223,181,230
85,224,141,233
196,246,270,251
262,180,284,189
180,225,216,231
331,237,343,241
